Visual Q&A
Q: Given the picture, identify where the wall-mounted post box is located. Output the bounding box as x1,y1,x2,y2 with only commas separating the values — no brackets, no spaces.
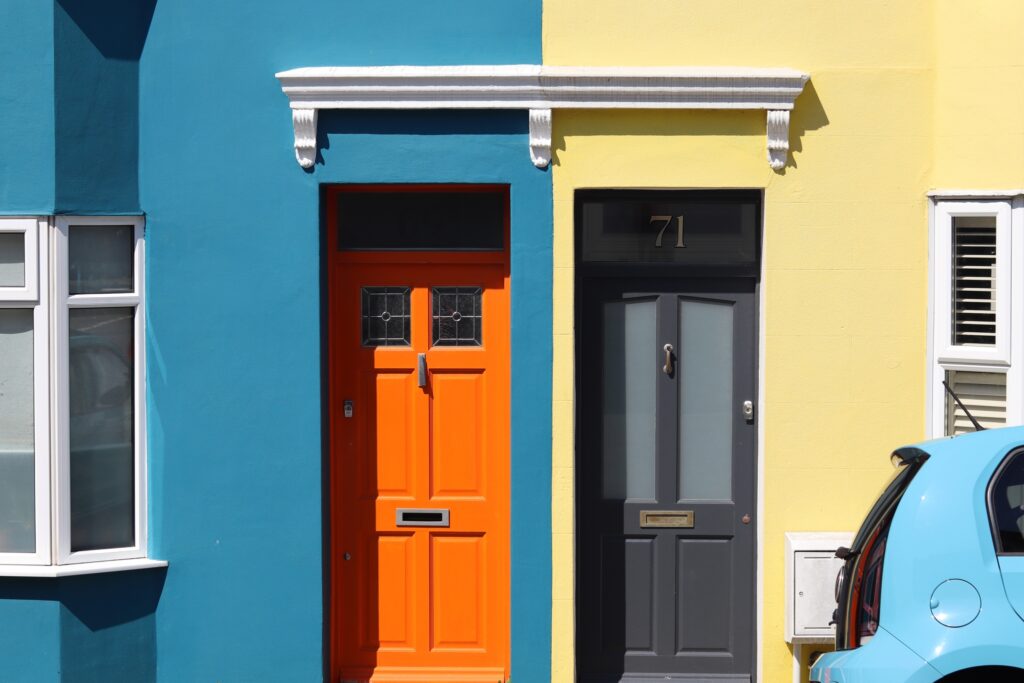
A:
784,532,853,643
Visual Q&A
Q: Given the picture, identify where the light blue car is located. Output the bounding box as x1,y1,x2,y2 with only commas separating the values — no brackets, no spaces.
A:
810,427,1024,682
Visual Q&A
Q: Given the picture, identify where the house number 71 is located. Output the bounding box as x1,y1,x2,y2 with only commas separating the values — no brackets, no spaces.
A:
650,215,685,248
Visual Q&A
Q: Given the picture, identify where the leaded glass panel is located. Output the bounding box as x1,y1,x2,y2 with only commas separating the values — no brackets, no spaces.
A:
432,287,482,346
362,287,411,346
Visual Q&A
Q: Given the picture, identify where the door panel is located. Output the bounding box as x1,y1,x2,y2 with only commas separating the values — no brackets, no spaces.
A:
375,534,416,649
431,373,485,497
676,538,732,653
372,372,416,496
331,262,509,683
621,536,656,653
431,534,487,650
578,278,756,682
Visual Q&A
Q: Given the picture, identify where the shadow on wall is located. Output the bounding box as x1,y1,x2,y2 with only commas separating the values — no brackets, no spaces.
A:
549,79,829,172
787,80,829,170
55,0,156,59
53,0,158,213
0,568,166,683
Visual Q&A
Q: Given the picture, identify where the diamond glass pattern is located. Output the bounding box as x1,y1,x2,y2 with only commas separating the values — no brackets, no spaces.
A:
432,287,482,346
362,287,411,346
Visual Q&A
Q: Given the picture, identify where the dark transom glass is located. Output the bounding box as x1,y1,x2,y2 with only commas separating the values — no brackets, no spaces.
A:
432,287,482,346
362,287,411,346
338,189,505,251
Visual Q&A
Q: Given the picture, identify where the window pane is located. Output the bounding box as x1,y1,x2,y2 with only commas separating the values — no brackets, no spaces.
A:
432,287,483,347
992,452,1024,553
602,299,656,500
951,216,997,346
0,309,35,553
678,299,734,501
69,307,134,551
362,287,411,347
0,233,25,288
945,370,1006,435
68,225,134,295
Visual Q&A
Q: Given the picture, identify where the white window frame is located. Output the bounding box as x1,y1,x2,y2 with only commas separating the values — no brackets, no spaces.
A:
933,200,1012,366
0,218,51,566
0,216,160,575
0,217,40,301
54,217,148,565
928,196,1024,437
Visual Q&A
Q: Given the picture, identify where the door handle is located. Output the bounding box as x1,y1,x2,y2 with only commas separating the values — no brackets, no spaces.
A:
417,353,427,388
662,343,675,376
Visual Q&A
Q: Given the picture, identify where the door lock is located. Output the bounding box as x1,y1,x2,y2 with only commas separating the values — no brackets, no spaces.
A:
742,400,754,423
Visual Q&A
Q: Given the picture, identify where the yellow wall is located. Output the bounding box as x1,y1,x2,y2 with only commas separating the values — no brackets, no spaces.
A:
540,1,1004,680
933,1,1024,188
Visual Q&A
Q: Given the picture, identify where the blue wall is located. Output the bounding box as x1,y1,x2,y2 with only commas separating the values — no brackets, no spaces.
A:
53,0,155,214
0,0,55,213
137,2,548,682
0,0,152,216
0,3,160,680
0,2,548,680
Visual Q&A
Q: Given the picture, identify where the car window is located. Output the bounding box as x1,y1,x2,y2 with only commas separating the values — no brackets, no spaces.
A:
990,448,1024,554
850,456,916,553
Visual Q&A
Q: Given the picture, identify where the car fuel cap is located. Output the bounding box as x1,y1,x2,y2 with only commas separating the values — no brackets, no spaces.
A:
930,579,981,627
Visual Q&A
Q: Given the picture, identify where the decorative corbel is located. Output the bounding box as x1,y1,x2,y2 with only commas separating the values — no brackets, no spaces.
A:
292,108,318,169
529,109,552,169
766,110,791,171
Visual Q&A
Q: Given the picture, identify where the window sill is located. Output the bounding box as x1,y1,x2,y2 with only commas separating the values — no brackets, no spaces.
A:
0,558,167,578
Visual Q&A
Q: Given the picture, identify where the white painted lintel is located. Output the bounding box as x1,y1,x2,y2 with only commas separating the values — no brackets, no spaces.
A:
276,65,810,171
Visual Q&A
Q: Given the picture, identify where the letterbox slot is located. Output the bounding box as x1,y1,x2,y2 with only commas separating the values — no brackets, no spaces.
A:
396,508,450,527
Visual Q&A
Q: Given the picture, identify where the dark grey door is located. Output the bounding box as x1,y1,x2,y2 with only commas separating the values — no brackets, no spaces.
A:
577,277,756,683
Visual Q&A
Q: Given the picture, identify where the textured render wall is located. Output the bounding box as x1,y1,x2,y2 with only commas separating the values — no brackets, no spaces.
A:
0,4,162,681
544,2,934,682
0,0,54,213
139,2,546,681
53,0,154,214
933,1,1024,188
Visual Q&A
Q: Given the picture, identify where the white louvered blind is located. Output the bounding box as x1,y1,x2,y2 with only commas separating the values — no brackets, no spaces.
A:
952,216,998,346
945,370,1007,435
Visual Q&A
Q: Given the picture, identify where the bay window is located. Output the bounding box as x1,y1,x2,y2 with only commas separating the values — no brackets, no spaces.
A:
0,216,158,575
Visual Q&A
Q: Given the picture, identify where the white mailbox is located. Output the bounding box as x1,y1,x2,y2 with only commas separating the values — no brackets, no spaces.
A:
784,532,853,643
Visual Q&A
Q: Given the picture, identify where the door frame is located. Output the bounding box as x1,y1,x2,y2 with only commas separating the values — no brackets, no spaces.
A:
572,189,762,682
324,184,513,682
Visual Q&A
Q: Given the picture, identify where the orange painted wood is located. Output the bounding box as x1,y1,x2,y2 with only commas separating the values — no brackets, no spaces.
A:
327,189,510,683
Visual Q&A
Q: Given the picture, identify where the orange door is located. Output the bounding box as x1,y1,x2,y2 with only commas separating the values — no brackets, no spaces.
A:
329,256,510,683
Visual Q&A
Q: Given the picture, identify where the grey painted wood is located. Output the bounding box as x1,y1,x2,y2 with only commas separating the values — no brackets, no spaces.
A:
577,277,757,682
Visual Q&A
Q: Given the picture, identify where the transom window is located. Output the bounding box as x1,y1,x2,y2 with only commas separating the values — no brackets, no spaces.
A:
0,216,148,571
